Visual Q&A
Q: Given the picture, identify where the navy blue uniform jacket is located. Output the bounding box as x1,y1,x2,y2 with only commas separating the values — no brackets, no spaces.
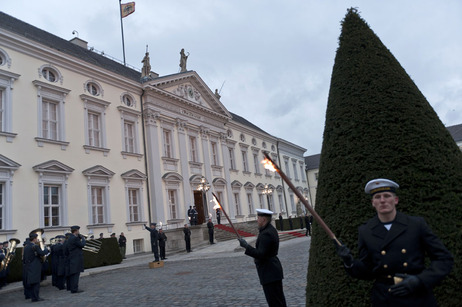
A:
347,212,453,306
244,222,284,285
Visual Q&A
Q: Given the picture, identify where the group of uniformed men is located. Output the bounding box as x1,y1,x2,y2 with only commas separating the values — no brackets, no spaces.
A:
20,225,86,302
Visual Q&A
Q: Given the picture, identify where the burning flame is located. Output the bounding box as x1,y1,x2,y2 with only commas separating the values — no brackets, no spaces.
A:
262,158,277,172
212,195,221,210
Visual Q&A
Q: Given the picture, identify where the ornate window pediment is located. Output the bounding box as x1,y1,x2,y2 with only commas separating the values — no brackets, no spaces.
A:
121,169,146,180
82,165,115,178
33,160,74,174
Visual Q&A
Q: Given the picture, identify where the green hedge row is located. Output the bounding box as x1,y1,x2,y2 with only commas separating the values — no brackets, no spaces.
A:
5,238,122,283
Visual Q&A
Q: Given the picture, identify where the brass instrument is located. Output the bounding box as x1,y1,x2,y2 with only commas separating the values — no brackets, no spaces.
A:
80,234,102,254
0,238,21,271
29,228,48,262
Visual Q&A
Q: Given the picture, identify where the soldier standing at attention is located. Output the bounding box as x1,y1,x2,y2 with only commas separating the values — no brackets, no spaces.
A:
335,178,453,306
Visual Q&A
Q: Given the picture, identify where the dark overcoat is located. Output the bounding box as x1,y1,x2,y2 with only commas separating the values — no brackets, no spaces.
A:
23,242,48,285
66,235,85,275
144,225,159,252
158,232,167,248
244,222,283,285
347,211,453,307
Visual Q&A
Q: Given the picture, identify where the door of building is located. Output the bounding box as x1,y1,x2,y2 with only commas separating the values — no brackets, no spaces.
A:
193,191,205,225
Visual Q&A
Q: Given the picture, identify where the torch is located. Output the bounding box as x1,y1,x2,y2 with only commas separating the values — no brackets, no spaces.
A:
211,192,241,239
262,152,341,246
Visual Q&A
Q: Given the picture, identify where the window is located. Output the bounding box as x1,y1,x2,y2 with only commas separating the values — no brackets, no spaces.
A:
240,133,245,142
42,100,58,140
39,64,62,83
133,239,143,253
300,164,306,181
83,165,114,225
124,121,135,152
211,141,219,165
128,188,140,222
0,51,18,139
88,112,101,147
33,81,70,148
42,68,57,82
91,187,105,224
290,194,295,212
163,129,173,158
267,194,274,211
234,193,241,215
228,147,236,169
86,82,101,96
284,158,291,178
259,194,264,209
122,169,146,223
122,93,135,107
43,185,60,227
241,150,249,172
253,153,260,174
278,194,283,212
293,161,299,180
168,189,177,219
247,193,254,213
189,136,198,162
118,106,141,157
0,48,11,68
81,94,110,153
0,183,3,229
0,155,20,230
33,160,73,228
0,90,3,131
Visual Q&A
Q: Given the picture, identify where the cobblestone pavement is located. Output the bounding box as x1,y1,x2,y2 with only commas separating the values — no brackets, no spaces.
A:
2,236,310,306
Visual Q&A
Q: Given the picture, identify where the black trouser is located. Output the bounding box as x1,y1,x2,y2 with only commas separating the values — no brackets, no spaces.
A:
208,231,214,243
151,243,159,261
56,274,65,290
68,272,80,292
262,280,287,307
159,245,166,259
25,282,40,300
185,238,191,252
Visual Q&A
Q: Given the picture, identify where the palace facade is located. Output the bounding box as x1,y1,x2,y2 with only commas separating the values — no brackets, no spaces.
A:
0,12,308,254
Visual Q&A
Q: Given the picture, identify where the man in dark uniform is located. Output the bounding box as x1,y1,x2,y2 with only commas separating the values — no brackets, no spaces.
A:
192,206,198,225
216,208,221,224
66,225,86,293
207,218,215,244
63,232,71,291
144,223,160,261
335,178,454,307
183,224,192,252
118,232,127,259
0,242,5,290
23,232,49,302
187,206,193,225
238,209,287,307
158,229,167,260
304,214,312,236
51,235,66,290
278,213,284,231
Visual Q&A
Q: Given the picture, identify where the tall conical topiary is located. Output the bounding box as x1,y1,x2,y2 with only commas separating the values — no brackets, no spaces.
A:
306,8,462,307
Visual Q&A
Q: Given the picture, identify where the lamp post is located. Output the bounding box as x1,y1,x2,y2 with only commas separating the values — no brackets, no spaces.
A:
197,176,210,222
262,184,273,211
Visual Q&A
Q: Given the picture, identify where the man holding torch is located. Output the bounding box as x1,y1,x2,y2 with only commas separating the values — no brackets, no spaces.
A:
238,209,287,307
335,178,453,306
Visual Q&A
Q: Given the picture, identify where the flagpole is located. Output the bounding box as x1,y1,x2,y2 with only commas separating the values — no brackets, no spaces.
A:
119,0,126,66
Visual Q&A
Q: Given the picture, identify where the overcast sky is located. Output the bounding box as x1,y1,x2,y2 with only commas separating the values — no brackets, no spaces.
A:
2,1,461,156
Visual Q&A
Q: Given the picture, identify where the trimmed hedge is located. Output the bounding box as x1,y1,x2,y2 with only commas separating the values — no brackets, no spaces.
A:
306,8,462,307
5,237,122,283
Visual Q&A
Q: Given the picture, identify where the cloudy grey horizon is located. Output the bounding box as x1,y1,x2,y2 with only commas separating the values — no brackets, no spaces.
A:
2,1,461,156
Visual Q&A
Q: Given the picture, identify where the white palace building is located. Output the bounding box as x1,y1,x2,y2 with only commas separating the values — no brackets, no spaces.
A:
0,12,308,255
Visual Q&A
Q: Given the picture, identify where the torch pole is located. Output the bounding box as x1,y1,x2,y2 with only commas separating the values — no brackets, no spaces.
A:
211,192,241,239
263,153,341,245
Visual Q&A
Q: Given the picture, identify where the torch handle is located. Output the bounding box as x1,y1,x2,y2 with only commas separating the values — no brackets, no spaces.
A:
212,192,241,239
263,153,341,245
